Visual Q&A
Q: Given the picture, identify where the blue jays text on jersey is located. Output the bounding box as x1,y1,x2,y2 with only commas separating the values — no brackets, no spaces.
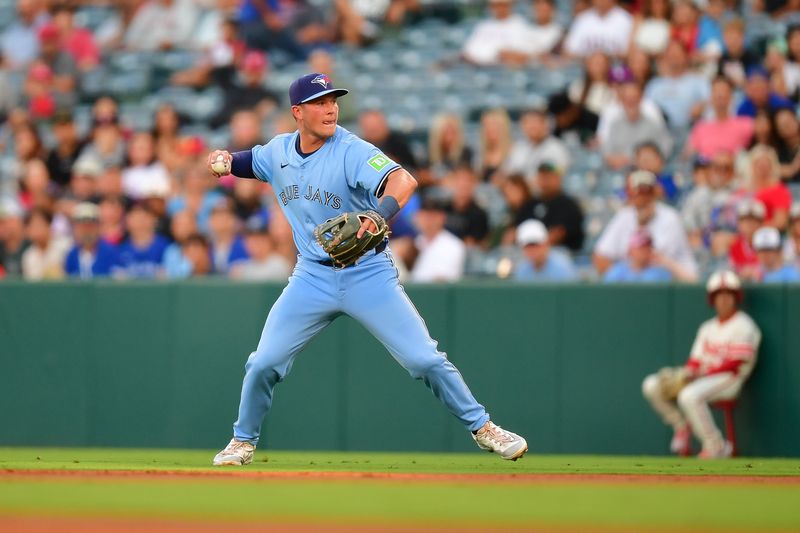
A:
277,184,343,210
251,125,399,262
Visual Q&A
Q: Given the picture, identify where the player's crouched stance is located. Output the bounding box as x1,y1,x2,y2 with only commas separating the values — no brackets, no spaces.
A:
642,271,761,458
210,73,527,466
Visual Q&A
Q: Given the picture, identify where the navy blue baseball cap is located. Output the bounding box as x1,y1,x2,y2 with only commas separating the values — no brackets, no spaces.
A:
289,73,349,106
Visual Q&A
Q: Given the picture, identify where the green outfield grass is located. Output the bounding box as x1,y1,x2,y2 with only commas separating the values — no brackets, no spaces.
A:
1,448,799,531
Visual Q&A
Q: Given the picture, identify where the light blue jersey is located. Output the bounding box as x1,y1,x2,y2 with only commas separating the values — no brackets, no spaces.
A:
251,126,400,262
229,125,490,447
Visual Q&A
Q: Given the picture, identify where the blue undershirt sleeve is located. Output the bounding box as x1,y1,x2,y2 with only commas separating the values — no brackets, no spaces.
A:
231,150,257,179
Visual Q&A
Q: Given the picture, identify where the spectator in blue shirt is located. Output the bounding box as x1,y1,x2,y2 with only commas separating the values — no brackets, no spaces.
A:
736,67,795,118
513,219,577,282
64,202,119,279
167,164,225,235
237,0,309,61
208,199,249,275
163,209,198,279
634,142,679,204
696,0,726,57
181,233,213,278
116,202,169,279
604,229,673,283
645,41,710,130
753,226,800,283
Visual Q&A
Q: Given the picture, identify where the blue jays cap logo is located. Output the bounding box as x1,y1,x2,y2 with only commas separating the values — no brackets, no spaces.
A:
289,73,349,106
311,74,330,89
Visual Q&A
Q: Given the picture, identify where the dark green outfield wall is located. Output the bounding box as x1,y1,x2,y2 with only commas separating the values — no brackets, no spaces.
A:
1,282,798,456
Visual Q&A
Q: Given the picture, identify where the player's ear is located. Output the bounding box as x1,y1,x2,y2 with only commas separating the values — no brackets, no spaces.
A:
291,105,302,121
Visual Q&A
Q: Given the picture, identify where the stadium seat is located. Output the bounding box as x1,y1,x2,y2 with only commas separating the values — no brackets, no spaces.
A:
713,399,739,457
678,399,739,457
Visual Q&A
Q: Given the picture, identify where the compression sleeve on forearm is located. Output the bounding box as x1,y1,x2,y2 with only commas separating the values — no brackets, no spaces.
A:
231,150,257,179
377,195,401,221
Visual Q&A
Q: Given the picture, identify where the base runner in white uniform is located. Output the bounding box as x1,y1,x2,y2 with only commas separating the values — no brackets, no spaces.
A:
642,271,761,458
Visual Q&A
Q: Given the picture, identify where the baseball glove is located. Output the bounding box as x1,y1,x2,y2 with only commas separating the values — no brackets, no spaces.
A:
657,366,692,400
313,210,389,267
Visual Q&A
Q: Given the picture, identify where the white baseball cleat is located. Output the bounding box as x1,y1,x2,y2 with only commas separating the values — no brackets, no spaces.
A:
212,438,255,466
698,440,733,459
472,421,528,461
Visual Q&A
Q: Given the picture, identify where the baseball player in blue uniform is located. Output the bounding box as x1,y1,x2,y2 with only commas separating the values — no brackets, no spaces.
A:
208,73,527,465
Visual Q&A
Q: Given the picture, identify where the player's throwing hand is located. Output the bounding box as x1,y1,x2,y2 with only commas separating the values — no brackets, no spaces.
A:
207,150,232,177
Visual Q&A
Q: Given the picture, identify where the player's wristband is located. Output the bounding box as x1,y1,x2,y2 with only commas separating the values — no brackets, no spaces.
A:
231,150,257,179
376,196,401,221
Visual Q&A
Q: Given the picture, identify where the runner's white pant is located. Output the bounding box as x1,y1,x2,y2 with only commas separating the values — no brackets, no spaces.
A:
642,372,741,450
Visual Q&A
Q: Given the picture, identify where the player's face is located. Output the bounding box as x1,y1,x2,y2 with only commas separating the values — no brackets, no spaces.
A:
296,95,339,139
713,291,737,318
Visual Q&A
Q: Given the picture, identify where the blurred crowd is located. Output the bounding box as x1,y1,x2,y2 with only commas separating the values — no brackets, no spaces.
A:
0,0,799,284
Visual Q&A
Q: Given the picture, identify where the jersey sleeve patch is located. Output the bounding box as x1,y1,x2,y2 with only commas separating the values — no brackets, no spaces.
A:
368,154,392,172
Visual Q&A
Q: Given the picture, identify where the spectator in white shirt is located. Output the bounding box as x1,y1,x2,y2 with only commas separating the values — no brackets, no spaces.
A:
594,170,698,278
21,208,71,280
596,64,667,146
495,0,564,67
121,131,172,201
564,0,633,58
504,109,570,185
411,198,466,283
526,0,563,56
462,0,536,67
602,81,673,170
124,0,199,52
230,222,292,282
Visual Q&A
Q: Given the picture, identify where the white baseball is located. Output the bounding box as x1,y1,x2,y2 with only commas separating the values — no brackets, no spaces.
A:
211,154,230,175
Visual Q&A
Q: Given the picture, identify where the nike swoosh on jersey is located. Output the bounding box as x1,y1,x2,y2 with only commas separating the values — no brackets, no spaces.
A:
281,162,289,168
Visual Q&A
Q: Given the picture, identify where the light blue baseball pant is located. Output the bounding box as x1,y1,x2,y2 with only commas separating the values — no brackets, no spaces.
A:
232,250,490,445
